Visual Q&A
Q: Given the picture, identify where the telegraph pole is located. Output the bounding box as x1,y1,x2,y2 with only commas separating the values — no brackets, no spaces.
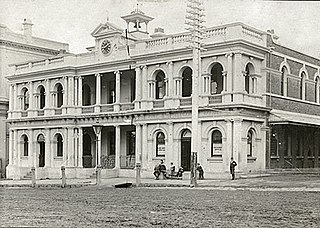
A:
185,0,205,187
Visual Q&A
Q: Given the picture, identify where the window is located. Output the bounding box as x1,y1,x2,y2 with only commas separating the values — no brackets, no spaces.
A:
210,63,223,94
126,130,135,156
300,72,306,100
244,63,255,94
56,83,63,108
247,130,254,157
22,135,28,156
211,130,222,157
156,71,166,99
22,88,29,110
56,134,63,157
182,67,192,97
281,67,288,96
156,132,165,157
39,86,45,109
83,84,92,106
315,77,320,103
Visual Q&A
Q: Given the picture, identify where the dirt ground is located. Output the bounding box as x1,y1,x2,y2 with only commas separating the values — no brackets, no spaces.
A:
1,184,319,227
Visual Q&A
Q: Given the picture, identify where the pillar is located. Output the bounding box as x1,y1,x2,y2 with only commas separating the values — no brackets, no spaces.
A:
233,52,243,93
168,62,174,97
28,82,34,110
225,119,233,170
135,124,142,164
142,124,148,169
227,53,233,93
63,76,68,106
167,122,174,164
142,66,148,99
67,127,74,167
115,71,121,103
13,130,18,166
45,128,50,167
74,77,78,106
13,84,17,111
135,67,142,100
78,127,83,168
233,118,244,171
78,76,83,106
97,130,102,167
68,76,75,106
8,84,13,112
8,130,13,165
115,125,120,169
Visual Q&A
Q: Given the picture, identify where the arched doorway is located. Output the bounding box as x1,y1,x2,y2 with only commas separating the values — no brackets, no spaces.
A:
181,129,191,171
37,134,45,167
83,134,93,168
211,63,223,94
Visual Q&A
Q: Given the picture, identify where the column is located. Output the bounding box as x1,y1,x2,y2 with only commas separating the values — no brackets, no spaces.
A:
8,130,13,165
225,119,233,170
233,118,245,171
63,128,68,164
63,76,68,106
115,125,120,169
222,71,227,92
68,76,75,106
233,52,243,92
78,76,83,106
95,73,101,112
28,82,34,111
142,124,148,169
135,124,142,164
13,84,17,111
45,128,50,167
74,77,78,106
227,53,233,93
142,66,148,99
45,79,50,107
167,122,174,164
115,71,121,103
97,130,102,167
13,130,18,166
168,62,174,97
68,127,75,167
78,127,83,168
135,66,142,100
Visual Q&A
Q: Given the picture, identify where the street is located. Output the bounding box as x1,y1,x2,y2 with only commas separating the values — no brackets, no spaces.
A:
1,180,320,227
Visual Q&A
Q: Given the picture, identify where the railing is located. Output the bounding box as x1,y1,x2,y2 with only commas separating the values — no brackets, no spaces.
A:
101,104,114,112
153,100,164,108
180,97,192,106
209,95,222,104
82,106,95,113
101,155,115,169
242,25,263,40
120,103,134,111
120,155,135,169
54,108,62,115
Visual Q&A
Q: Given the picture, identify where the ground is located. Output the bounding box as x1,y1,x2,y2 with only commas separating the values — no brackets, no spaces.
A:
1,175,320,228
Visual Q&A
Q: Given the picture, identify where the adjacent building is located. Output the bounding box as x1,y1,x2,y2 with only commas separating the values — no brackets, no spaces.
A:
5,8,319,180
0,19,68,177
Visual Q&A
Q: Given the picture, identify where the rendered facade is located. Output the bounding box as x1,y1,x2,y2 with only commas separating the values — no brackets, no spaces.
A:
0,20,68,177
5,9,320,180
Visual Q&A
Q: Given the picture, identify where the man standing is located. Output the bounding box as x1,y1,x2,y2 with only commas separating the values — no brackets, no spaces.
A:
230,157,237,180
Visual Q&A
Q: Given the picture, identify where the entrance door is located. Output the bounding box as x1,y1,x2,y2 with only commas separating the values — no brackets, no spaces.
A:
181,129,191,171
83,134,93,168
39,142,45,167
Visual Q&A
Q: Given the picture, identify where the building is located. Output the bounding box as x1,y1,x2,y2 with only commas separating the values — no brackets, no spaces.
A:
0,19,69,177
5,8,319,180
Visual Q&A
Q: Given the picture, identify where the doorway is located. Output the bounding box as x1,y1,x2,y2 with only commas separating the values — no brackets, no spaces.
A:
181,129,191,171
37,134,45,167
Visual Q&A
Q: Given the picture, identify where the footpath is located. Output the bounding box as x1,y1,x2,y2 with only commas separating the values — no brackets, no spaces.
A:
1,173,320,191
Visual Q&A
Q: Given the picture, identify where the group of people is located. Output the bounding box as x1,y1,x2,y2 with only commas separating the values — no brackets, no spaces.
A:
153,157,237,180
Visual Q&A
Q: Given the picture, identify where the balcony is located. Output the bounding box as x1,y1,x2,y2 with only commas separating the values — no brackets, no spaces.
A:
209,95,222,104
54,108,62,115
153,100,164,108
180,97,192,107
100,104,114,113
120,103,134,111
82,106,95,114
37,110,44,116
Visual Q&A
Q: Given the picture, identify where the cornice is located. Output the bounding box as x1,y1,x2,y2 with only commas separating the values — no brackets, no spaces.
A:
0,39,60,55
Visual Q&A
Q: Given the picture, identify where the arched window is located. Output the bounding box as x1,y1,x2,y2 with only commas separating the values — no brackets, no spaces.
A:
56,83,63,108
245,63,255,94
247,129,254,157
182,67,192,97
39,85,45,109
56,134,63,157
155,71,166,99
83,84,92,106
211,63,223,94
156,132,165,157
281,67,288,96
211,130,222,157
22,88,29,110
22,135,29,156
300,72,306,100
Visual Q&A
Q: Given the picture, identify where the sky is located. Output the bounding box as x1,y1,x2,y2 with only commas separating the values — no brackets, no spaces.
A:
1,0,320,58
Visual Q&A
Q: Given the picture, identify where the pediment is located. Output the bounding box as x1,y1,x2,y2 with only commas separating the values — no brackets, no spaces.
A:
91,22,123,38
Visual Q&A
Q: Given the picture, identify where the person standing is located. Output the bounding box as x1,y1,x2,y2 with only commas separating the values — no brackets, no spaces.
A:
196,163,204,180
230,157,237,180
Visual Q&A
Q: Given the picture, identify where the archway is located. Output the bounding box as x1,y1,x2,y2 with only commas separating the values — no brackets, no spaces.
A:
210,63,223,94
182,67,192,97
181,129,191,171
83,134,93,168
37,134,45,167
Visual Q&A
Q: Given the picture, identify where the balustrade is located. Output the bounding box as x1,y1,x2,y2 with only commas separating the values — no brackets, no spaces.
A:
120,155,135,169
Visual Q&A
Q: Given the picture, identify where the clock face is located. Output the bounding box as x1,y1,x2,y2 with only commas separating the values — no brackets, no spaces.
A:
101,40,112,55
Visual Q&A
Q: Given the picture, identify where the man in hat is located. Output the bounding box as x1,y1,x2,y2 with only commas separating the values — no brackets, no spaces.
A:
230,157,237,180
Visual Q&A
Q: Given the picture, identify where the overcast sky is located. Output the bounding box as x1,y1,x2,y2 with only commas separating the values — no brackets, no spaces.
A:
1,0,320,58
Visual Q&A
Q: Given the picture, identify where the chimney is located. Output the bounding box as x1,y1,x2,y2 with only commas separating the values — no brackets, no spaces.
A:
22,18,33,39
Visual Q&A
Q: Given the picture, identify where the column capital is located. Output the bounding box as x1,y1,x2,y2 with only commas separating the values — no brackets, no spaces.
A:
225,52,234,58
114,70,122,75
201,73,211,77
166,61,173,65
222,71,227,76
95,73,101,77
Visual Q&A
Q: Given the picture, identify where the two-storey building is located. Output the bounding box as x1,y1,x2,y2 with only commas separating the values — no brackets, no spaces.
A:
0,19,68,177
5,8,319,180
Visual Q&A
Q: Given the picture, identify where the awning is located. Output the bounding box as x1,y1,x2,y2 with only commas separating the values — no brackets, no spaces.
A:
269,110,320,127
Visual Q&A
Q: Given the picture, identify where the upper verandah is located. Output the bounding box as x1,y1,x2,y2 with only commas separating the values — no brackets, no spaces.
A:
7,21,268,77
